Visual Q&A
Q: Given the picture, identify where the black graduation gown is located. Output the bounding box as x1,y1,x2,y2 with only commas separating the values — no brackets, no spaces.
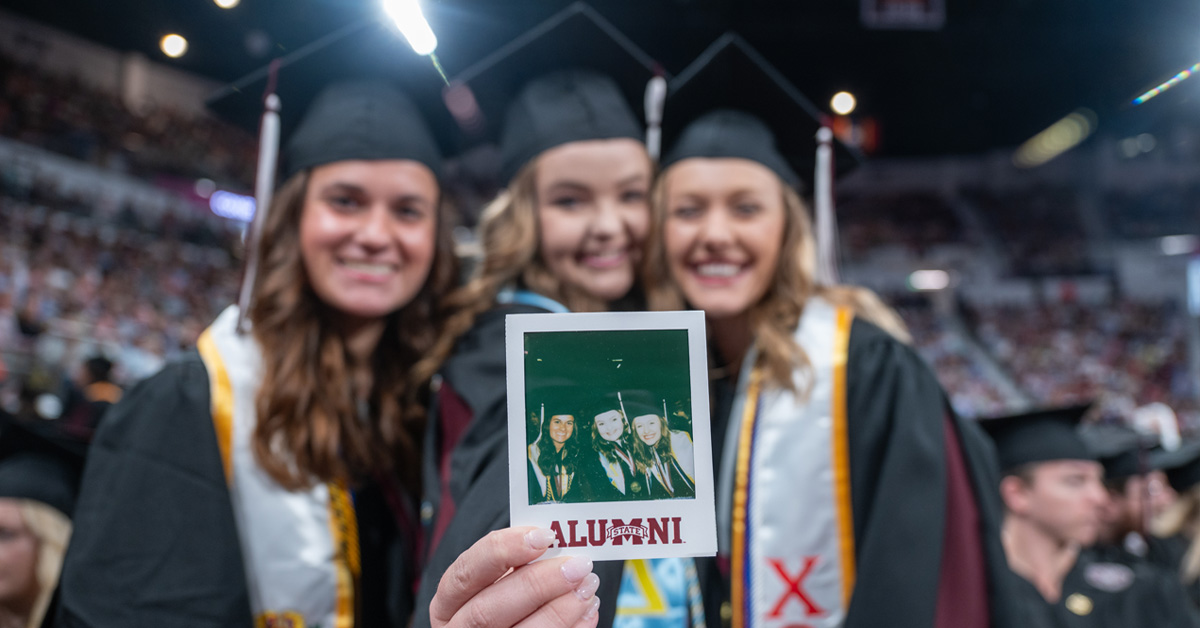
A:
643,454,695,500
1009,549,1200,628
54,351,415,628
579,446,641,502
416,316,1020,628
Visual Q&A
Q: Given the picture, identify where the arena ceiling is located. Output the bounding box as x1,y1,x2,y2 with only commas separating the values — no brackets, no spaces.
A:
4,0,1200,158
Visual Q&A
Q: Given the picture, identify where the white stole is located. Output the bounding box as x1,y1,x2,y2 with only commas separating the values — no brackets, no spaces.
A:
197,306,356,628
718,297,855,628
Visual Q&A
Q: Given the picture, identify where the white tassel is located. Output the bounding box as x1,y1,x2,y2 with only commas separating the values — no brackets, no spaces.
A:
644,75,667,161
814,126,839,286
236,93,281,334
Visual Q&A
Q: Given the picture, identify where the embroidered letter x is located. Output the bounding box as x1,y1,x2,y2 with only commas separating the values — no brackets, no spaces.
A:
767,557,824,617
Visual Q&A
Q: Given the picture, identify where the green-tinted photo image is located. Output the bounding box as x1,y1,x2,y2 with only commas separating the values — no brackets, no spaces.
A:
524,329,695,505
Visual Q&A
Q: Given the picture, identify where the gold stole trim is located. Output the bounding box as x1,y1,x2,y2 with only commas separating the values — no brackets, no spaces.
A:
197,328,234,484
328,480,360,627
731,371,762,628
830,307,855,605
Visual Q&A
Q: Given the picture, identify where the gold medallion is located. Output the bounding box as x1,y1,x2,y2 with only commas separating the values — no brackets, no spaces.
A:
1065,593,1093,616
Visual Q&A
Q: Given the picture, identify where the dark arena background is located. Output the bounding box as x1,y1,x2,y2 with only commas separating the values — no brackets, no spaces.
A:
0,0,1196,433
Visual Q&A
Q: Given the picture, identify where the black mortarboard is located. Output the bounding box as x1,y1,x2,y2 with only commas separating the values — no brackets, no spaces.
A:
1151,440,1200,493
449,3,662,183
1079,424,1157,481
979,404,1094,473
619,390,665,420
206,18,454,181
0,417,86,517
660,33,863,192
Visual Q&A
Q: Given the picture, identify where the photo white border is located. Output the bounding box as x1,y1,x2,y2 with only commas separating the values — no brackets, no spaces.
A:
506,310,717,562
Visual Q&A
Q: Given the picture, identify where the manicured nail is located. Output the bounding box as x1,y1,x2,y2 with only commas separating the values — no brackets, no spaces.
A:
583,596,600,620
575,572,600,601
525,528,557,550
561,555,593,583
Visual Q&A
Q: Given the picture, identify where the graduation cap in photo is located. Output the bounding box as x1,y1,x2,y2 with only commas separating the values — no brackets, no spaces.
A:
618,390,667,422
0,418,87,518
1079,423,1158,481
660,33,864,285
1150,440,1200,493
978,404,1094,474
206,18,457,331
448,2,664,182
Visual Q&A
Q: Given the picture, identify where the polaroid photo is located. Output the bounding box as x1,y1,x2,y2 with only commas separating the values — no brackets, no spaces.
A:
506,310,717,562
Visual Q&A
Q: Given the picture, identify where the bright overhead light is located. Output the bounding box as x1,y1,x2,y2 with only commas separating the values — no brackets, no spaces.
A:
160,34,188,58
381,0,438,55
831,91,857,115
908,270,950,291
1013,108,1096,168
214,0,239,8
1161,235,1198,256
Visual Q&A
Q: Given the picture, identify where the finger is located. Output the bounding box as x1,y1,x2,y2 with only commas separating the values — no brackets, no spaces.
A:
443,555,595,628
512,579,601,628
430,527,559,626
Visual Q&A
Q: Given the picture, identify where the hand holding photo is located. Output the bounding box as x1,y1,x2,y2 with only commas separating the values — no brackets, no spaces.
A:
507,311,716,562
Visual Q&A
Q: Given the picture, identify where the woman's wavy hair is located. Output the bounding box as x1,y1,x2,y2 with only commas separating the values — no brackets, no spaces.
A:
645,165,910,396
20,499,71,628
1153,484,1200,584
536,414,580,478
414,147,652,384
249,169,458,491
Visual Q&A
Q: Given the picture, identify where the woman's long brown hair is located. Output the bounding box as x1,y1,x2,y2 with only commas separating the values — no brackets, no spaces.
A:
645,167,910,396
248,170,458,491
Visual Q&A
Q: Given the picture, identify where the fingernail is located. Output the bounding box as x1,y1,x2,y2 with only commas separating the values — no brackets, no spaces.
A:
575,572,600,601
561,555,593,583
583,596,600,620
525,528,557,550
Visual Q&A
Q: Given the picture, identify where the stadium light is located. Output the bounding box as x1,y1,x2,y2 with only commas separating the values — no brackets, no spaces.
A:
160,34,188,58
210,190,256,222
214,0,240,8
831,91,857,115
381,0,437,55
1013,108,1095,168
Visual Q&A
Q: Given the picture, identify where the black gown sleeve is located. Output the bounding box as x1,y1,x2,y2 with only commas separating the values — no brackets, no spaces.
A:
842,319,953,628
55,352,252,628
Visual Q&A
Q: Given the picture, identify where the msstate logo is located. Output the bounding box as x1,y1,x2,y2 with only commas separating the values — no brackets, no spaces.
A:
550,517,684,548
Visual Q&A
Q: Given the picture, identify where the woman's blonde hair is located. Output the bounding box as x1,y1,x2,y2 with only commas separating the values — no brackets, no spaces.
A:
645,164,910,395
416,150,650,382
249,169,458,491
1153,484,1200,583
18,499,71,628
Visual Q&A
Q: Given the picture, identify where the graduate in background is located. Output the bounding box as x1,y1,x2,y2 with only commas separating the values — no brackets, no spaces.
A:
644,33,1020,628
0,417,84,628
414,5,661,625
528,407,583,504
1152,440,1200,608
982,406,1199,627
56,22,598,628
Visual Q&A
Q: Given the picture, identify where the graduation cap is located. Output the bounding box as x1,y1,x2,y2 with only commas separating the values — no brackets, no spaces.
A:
619,389,666,421
1079,424,1158,481
0,417,87,518
978,404,1094,473
206,18,456,331
1150,440,1200,493
448,2,663,183
660,33,864,284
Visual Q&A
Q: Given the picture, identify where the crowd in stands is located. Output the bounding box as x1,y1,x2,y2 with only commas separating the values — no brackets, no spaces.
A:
963,186,1094,275
837,191,967,259
968,299,1198,431
894,299,1011,419
0,51,256,189
0,171,239,414
1105,185,1200,240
